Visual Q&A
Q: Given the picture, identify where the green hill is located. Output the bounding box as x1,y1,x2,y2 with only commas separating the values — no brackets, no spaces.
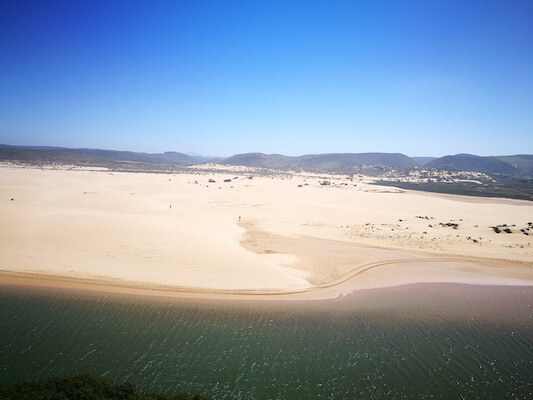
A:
223,152,417,171
496,154,533,177
0,145,208,165
426,154,519,175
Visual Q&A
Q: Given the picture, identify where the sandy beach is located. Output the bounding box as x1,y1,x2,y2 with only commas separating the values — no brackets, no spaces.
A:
1,163,532,299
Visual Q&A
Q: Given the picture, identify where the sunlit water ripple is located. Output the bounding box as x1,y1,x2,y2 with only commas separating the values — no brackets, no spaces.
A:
0,284,532,399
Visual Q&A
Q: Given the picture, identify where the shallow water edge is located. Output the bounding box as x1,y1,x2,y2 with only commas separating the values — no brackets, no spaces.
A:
1,283,532,399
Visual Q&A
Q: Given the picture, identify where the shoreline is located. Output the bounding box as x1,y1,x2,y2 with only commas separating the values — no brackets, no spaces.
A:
2,252,533,302
3,278,533,325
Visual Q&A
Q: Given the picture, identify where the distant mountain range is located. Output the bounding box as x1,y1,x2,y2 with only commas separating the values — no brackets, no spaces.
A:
1,144,532,178
0,144,221,165
421,154,533,177
222,152,417,170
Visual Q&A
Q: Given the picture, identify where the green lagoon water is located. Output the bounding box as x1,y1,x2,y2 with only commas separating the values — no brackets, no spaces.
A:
0,284,532,399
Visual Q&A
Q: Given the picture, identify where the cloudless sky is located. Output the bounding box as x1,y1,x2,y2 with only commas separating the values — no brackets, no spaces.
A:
1,0,532,157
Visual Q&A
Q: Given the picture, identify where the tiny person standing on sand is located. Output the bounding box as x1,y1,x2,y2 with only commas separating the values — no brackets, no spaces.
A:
238,216,241,222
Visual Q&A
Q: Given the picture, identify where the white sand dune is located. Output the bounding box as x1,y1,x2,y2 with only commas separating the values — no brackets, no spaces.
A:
1,164,532,299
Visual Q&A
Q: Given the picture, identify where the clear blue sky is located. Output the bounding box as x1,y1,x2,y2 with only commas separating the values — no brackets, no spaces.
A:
1,0,532,157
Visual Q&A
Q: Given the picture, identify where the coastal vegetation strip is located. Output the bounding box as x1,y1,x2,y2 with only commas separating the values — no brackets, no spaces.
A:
0,374,212,400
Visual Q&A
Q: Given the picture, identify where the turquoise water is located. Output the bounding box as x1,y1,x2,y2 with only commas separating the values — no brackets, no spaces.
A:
0,285,532,399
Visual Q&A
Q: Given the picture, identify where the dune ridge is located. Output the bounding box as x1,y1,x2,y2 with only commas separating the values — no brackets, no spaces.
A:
1,164,532,300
